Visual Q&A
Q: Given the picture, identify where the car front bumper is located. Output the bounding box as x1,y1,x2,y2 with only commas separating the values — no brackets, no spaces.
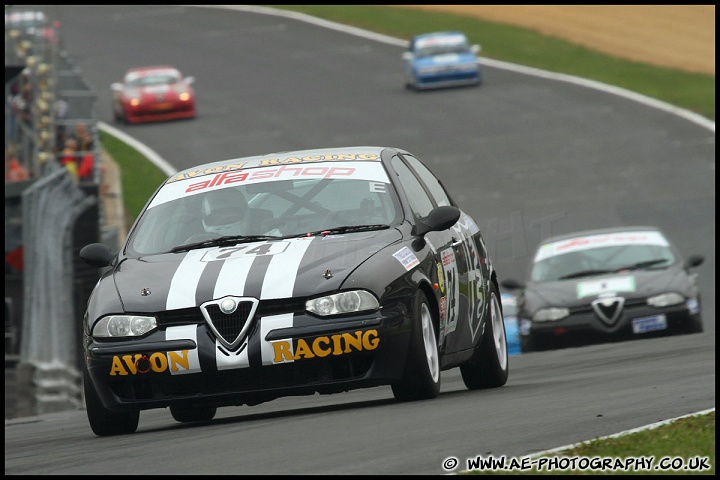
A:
125,100,195,123
521,302,701,349
85,303,412,412
414,71,481,90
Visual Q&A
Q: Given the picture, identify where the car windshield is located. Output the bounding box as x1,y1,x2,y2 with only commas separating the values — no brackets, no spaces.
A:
415,44,471,57
126,74,179,87
127,162,401,255
530,235,676,283
414,35,471,57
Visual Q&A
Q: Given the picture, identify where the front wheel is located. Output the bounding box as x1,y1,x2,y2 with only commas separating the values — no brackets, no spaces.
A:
391,290,441,401
83,366,139,436
460,283,509,389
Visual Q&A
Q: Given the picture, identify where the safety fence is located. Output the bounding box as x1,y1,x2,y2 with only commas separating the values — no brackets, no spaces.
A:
5,5,109,416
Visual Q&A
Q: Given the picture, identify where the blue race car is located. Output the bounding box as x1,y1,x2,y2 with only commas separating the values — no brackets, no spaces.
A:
402,31,482,91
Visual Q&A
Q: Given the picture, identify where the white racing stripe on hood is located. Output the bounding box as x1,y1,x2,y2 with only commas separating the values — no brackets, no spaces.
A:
261,238,313,299
165,325,201,375
166,250,207,309
214,254,255,298
257,240,313,365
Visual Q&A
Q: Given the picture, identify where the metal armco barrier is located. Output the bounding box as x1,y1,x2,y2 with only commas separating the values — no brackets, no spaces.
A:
16,163,98,415
5,5,104,418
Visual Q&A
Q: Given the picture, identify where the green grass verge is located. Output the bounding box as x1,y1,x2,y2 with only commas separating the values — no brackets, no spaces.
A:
99,130,168,223
99,8,715,472
459,411,714,475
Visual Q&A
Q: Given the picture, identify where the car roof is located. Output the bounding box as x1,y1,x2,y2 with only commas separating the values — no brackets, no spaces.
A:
166,146,405,184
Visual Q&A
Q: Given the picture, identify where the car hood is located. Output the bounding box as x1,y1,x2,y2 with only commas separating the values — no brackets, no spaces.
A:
524,267,691,308
413,52,477,67
113,230,402,312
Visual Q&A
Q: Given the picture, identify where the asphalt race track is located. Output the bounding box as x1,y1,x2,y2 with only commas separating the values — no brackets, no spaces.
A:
5,6,715,475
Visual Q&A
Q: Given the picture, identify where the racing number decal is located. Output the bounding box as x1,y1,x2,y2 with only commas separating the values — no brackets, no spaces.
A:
452,217,486,341
201,241,290,262
441,248,459,334
465,238,486,340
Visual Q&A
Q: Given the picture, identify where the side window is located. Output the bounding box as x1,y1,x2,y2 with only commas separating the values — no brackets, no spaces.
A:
391,156,434,218
403,155,452,206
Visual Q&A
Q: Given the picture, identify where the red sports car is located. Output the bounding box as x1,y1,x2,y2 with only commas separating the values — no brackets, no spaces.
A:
111,65,196,125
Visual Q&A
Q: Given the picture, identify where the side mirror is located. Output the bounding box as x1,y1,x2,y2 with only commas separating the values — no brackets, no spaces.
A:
471,44,481,54
184,76,195,85
685,254,704,269
80,243,116,268
110,82,122,92
415,205,461,238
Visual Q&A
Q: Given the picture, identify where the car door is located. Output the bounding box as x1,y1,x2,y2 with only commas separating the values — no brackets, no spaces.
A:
403,153,490,352
390,153,474,353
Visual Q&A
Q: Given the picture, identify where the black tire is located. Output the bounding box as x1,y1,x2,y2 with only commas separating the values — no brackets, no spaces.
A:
460,283,509,390
83,366,139,436
170,404,217,423
391,290,441,401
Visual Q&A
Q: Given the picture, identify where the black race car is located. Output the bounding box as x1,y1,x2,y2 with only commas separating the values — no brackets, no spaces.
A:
501,226,704,352
79,146,509,436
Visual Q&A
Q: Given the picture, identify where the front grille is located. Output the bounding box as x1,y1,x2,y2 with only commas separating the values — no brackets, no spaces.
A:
571,297,647,315
154,299,305,348
200,297,258,350
205,303,253,341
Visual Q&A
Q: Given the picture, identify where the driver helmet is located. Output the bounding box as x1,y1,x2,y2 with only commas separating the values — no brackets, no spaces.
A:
201,188,248,236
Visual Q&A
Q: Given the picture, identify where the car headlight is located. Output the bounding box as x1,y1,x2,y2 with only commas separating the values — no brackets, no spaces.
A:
92,315,157,337
179,92,191,101
647,292,685,307
532,307,569,322
129,97,141,107
306,290,379,317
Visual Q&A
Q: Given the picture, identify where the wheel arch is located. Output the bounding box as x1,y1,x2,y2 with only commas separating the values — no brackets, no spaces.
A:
410,269,441,346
